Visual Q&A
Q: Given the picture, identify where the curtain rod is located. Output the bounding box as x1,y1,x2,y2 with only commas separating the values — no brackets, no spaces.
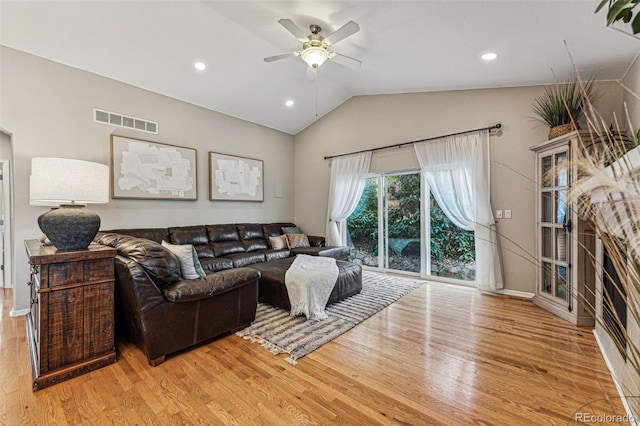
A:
323,123,502,160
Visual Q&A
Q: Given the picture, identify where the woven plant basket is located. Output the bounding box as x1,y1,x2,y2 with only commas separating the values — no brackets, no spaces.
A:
548,123,576,139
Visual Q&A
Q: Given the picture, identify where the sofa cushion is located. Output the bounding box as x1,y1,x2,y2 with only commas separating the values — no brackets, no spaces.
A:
286,233,310,248
243,239,269,252
95,231,133,247
264,249,291,262
212,241,245,257
168,226,214,258
307,235,325,247
262,222,296,238
237,224,269,251
291,246,350,261
161,241,206,280
227,252,266,268
206,224,240,242
200,257,234,272
95,233,181,289
251,257,361,310
236,223,265,240
163,268,261,303
105,228,169,243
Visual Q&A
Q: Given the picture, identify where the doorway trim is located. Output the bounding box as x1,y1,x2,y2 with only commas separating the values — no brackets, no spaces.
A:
1,128,23,317
0,160,12,290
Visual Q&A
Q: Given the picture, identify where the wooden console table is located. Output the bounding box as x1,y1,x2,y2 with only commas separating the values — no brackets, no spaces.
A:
25,240,117,391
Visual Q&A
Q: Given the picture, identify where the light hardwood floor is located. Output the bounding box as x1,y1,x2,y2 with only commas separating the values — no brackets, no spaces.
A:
0,277,628,425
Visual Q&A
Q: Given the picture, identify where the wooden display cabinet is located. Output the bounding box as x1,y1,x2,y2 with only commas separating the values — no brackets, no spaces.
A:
530,131,596,326
25,240,117,391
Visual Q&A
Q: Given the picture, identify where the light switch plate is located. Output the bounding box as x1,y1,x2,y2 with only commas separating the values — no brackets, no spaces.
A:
274,183,283,198
496,210,503,219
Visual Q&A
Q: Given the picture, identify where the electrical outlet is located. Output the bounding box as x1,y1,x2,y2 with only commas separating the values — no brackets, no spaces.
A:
504,209,512,219
496,210,503,219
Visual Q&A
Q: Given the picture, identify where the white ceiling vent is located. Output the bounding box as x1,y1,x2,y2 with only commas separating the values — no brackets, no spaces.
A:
93,108,158,134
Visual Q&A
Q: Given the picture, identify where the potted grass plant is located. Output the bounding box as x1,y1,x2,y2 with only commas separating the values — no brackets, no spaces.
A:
531,78,596,139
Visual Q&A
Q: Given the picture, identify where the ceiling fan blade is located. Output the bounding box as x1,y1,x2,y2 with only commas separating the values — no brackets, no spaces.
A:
330,52,362,69
324,21,360,46
306,66,317,81
278,18,309,42
264,52,300,63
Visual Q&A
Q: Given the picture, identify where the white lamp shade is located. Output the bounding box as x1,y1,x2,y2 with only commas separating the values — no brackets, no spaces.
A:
30,157,110,206
301,47,329,68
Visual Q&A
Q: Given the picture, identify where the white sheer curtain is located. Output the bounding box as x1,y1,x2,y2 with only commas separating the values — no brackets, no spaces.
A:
414,130,503,291
326,151,372,246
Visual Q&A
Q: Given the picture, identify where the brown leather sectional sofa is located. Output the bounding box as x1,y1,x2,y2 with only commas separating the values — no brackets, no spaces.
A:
94,222,355,365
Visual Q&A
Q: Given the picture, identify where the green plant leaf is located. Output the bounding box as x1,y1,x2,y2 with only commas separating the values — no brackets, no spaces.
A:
632,9,640,32
595,0,611,13
607,0,633,24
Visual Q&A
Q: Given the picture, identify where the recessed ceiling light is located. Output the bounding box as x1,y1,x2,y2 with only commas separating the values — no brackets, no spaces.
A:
482,52,498,61
285,99,294,107
194,61,207,71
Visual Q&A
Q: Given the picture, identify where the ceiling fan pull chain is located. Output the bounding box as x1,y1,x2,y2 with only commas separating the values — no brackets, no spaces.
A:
315,69,319,117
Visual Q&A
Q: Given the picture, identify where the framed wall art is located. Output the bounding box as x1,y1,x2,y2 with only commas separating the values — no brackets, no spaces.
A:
209,152,264,202
110,135,197,200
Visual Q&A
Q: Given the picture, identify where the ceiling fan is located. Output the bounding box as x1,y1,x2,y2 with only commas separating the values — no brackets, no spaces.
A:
264,18,362,81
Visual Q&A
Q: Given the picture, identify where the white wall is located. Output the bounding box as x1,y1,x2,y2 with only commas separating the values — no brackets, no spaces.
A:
1,47,295,313
293,83,624,293
623,52,640,128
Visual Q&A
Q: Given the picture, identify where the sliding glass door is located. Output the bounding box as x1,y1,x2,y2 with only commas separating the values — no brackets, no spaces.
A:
347,170,475,282
346,178,379,268
384,174,421,273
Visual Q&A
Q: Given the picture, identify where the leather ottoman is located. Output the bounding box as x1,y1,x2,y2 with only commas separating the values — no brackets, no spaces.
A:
250,256,362,310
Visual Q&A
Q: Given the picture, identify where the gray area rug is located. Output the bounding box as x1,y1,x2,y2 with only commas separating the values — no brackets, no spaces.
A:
236,271,424,364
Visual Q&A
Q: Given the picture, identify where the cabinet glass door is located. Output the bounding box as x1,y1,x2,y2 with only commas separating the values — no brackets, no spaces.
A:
539,148,571,302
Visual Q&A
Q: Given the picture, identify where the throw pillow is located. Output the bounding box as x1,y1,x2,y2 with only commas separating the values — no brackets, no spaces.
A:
268,234,288,250
286,233,310,249
161,241,206,280
281,226,302,234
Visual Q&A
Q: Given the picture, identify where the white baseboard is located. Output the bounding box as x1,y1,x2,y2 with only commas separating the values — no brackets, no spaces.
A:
10,307,28,317
593,329,639,426
493,288,534,299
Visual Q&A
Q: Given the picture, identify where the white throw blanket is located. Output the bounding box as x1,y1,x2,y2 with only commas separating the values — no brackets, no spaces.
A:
285,254,339,321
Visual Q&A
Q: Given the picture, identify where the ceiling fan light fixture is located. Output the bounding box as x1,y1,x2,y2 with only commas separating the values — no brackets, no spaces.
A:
301,47,329,68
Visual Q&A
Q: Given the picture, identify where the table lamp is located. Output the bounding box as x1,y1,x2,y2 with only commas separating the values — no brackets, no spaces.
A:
30,157,109,250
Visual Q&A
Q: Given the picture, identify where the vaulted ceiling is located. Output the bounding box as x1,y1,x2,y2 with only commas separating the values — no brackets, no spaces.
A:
2,1,639,135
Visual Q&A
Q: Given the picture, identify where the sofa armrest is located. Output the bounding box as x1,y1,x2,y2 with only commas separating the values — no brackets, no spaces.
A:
163,268,261,302
113,255,168,348
307,235,325,247
115,256,167,314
